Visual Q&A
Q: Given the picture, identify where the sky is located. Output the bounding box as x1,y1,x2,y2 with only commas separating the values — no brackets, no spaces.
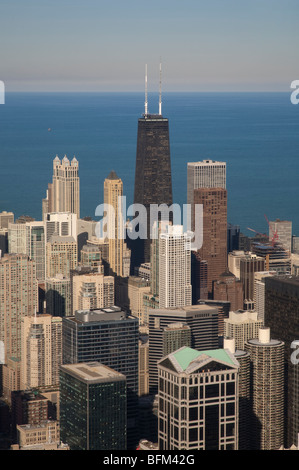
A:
0,0,298,92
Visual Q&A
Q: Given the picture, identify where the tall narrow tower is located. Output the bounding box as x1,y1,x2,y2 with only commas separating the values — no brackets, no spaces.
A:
132,63,173,267
49,155,80,218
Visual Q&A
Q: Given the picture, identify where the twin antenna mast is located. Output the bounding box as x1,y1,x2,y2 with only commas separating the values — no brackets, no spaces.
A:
144,61,163,116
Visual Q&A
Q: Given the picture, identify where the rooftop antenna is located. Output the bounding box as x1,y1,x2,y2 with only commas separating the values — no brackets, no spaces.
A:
145,64,148,116
159,59,162,115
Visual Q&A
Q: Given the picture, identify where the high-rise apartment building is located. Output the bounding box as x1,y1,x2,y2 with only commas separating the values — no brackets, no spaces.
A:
45,275,71,317
245,327,284,450
60,362,127,450
46,155,80,218
159,225,192,309
158,346,239,450
46,236,77,279
128,276,150,324
26,221,46,282
239,253,265,303
70,266,114,314
8,222,27,254
21,314,62,390
103,171,130,277
253,271,276,323
45,212,77,243
193,188,227,295
148,304,219,393
0,254,37,364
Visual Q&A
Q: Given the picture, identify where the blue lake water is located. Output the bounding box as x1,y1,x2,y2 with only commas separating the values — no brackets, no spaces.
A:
0,91,298,236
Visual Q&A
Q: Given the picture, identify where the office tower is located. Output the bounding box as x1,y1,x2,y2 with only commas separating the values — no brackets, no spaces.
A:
228,250,247,279
148,304,219,393
223,337,250,450
133,71,173,267
0,254,37,372
224,310,263,351
70,266,114,315
21,314,62,390
62,307,139,448
269,219,292,253
46,275,71,317
251,242,291,274
139,330,149,396
60,362,127,450
158,346,239,450
26,221,46,282
0,228,8,256
0,211,14,229
48,155,80,218
87,236,109,264
187,159,226,205
239,253,265,303
193,188,227,295
45,212,77,243
227,223,240,253
103,171,130,277
8,222,27,254
213,269,243,311
162,322,191,357
46,236,77,279
265,275,299,446
245,327,284,450
253,271,276,323
128,276,150,324
159,225,192,309
203,299,231,342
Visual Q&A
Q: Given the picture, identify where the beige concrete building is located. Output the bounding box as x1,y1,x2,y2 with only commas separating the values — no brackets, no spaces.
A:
103,171,130,277
47,155,80,218
21,314,62,390
0,210,14,229
11,420,69,450
71,267,114,314
224,309,263,350
128,276,150,324
46,236,77,279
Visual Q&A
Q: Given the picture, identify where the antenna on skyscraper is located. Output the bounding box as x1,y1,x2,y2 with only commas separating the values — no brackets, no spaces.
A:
159,59,162,115
145,64,148,116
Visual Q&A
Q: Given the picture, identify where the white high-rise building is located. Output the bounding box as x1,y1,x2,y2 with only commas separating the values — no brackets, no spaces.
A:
45,212,77,242
254,271,276,323
187,159,226,206
159,225,192,309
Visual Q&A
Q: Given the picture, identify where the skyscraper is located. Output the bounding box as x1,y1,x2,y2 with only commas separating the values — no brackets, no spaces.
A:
158,346,239,450
60,362,127,450
47,155,80,218
21,314,62,390
132,65,173,266
187,159,226,206
103,171,130,277
193,188,227,295
159,225,192,309
62,307,139,448
245,327,284,450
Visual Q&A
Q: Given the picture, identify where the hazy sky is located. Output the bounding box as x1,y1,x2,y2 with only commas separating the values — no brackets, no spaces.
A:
1,0,298,92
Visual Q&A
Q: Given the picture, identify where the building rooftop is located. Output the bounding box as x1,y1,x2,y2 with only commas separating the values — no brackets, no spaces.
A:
60,362,126,384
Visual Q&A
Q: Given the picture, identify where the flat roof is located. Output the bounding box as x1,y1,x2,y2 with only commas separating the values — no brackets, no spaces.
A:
60,362,126,384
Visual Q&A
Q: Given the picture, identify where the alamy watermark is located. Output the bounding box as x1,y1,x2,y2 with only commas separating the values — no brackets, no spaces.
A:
290,80,299,105
95,198,203,251
0,81,4,104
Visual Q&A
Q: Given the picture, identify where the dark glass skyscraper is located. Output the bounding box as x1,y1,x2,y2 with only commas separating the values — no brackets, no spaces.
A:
131,110,173,268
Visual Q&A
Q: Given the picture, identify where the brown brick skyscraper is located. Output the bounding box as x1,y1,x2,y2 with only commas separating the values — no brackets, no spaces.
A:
193,188,227,296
